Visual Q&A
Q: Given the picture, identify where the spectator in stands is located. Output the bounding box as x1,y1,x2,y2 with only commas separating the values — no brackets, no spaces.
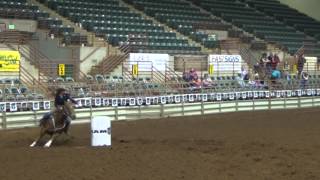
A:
300,72,309,89
189,68,198,81
189,76,202,91
260,53,268,68
271,53,280,70
182,71,191,82
297,53,306,77
240,66,248,80
266,52,273,74
270,69,281,88
236,73,246,88
202,74,213,87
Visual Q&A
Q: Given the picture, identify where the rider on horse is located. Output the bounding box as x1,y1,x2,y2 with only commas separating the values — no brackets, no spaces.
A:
54,88,77,128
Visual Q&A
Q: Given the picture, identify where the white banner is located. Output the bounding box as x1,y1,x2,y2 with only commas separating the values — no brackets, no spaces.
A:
265,91,270,98
208,54,242,72
0,103,5,112
287,90,292,97
152,97,159,104
175,95,181,103
209,93,215,101
160,96,166,104
188,94,194,102
75,99,82,108
43,101,51,110
216,93,222,101
137,97,144,106
297,90,302,97
241,92,247,99
102,98,109,106
120,98,127,106
9,102,17,112
129,98,136,106
229,93,234,100
84,98,91,107
111,99,118,107
128,53,169,71
167,96,174,104
32,101,40,111
94,98,102,107
145,97,151,105
235,92,241,99
202,94,208,102
182,95,188,102
307,89,312,96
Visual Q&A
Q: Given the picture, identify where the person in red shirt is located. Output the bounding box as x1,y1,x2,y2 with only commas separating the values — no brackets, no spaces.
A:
271,53,280,70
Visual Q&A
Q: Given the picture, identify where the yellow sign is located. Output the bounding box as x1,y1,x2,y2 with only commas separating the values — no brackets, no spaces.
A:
58,64,65,76
0,51,20,72
208,64,214,75
292,64,297,73
132,64,138,76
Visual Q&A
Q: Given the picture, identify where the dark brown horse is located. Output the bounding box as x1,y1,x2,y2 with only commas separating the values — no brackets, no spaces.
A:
30,101,76,147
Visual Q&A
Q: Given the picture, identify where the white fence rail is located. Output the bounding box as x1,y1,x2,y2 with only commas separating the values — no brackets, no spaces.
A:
1,96,320,130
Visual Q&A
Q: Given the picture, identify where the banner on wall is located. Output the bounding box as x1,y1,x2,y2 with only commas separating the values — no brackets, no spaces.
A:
128,53,169,71
0,51,20,72
208,55,242,72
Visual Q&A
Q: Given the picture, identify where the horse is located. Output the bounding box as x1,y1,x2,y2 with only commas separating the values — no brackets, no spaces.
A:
30,101,76,148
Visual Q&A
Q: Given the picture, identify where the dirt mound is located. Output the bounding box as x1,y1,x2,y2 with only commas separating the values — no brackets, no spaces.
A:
1,108,320,180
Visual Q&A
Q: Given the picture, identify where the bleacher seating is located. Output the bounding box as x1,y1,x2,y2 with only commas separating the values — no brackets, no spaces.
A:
38,0,202,54
191,0,308,55
125,0,230,49
242,0,320,56
0,0,87,45
0,78,44,101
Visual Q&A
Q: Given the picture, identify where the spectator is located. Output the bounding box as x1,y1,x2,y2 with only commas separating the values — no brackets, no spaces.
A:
297,53,306,77
271,69,281,86
191,76,202,89
300,72,309,89
271,53,280,70
266,52,273,75
202,74,213,87
240,66,248,80
236,73,246,88
189,68,198,81
183,71,191,82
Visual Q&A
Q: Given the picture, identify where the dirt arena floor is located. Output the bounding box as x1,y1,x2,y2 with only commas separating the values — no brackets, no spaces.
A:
1,108,320,180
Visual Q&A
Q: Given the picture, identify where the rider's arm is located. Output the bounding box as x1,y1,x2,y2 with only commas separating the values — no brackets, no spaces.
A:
64,94,78,104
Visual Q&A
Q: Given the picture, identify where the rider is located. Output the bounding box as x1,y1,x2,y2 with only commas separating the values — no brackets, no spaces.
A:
54,88,77,128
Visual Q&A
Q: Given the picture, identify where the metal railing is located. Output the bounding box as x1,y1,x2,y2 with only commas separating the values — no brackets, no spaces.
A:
1,91,320,130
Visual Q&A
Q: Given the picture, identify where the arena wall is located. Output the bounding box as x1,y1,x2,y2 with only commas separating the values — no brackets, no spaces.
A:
80,47,107,74
0,19,37,32
30,30,75,61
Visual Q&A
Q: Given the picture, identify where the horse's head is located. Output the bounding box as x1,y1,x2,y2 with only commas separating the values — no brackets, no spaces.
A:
63,101,76,119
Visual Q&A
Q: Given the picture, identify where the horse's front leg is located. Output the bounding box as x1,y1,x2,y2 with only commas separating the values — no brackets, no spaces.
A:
44,134,58,148
30,128,46,147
